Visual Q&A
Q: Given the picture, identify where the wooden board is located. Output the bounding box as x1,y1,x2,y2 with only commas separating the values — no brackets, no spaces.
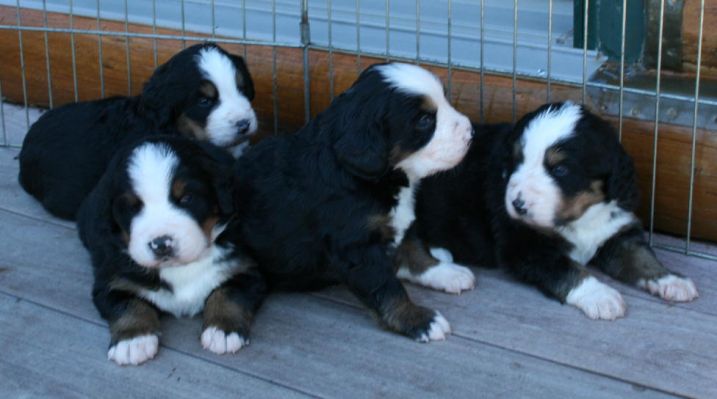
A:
0,295,308,399
0,147,710,398
1,5,716,243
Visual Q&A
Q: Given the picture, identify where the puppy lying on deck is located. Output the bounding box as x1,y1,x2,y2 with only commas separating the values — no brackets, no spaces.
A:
401,102,698,320
230,63,473,341
19,42,257,221
78,136,262,366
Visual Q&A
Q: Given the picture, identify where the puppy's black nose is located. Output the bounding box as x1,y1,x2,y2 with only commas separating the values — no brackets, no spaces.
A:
235,120,251,135
512,197,527,216
149,235,174,258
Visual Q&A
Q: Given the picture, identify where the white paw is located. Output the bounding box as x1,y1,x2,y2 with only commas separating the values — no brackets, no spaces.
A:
201,326,247,355
429,247,454,263
416,312,451,342
107,334,159,366
639,275,699,302
566,276,626,320
398,262,476,294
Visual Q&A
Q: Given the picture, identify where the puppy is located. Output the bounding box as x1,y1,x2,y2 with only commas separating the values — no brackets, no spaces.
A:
403,102,698,320
78,136,263,366
231,63,473,341
19,42,257,220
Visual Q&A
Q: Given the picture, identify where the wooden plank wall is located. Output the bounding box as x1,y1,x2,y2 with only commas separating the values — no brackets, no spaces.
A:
1,6,715,243
683,0,717,75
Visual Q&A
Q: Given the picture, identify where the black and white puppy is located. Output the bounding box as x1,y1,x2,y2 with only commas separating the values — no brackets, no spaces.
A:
405,102,698,320
78,136,263,366
19,42,257,220
232,63,473,341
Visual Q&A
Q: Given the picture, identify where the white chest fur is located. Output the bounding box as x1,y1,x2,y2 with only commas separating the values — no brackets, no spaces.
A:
138,245,245,318
557,200,636,265
389,183,418,246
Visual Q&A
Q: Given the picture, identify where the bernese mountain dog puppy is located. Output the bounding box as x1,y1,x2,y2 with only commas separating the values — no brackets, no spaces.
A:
231,63,473,341
78,136,263,366
403,102,698,320
19,42,256,221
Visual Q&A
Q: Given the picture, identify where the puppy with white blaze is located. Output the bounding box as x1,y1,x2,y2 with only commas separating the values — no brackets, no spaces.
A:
405,102,698,320
19,42,257,221
78,136,263,366
231,63,472,341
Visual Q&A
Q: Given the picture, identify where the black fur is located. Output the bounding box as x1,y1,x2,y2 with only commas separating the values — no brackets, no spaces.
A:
413,103,686,309
19,42,255,220
78,136,261,363
229,64,449,340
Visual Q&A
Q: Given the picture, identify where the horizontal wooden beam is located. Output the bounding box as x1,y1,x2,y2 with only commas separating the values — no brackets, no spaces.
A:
1,6,716,243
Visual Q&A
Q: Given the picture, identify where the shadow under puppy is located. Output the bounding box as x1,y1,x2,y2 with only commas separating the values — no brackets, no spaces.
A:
19,42,256,221
230,63,473,341
78,136,263,366
401,102,698,320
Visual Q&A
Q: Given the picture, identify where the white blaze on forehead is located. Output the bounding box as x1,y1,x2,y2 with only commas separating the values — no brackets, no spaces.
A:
378,63,473,181
128,142,178,203
520,102,582,164
195,46,257,148
505,102,583,227
377,63,446,106
126,142,209,268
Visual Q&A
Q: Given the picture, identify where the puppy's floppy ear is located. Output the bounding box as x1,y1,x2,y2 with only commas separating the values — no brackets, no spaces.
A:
229,54,255,101
139,62,181,128
606,144,640,210
196,142,236,216
330,92,389,181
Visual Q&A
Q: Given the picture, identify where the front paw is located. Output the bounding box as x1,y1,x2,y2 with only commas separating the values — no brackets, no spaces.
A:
639,275,699,302
398,262,476,294
566,276,626,320
383,300,451,342
107,334,159,366
201,326,248,355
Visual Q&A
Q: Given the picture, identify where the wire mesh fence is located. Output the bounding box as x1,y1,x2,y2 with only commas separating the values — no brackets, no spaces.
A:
0,0,712,261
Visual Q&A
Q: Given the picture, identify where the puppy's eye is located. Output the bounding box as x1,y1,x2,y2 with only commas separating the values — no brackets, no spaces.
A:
179,193,194,205
551,165,569,177
416,113,435,131
198,97,213,107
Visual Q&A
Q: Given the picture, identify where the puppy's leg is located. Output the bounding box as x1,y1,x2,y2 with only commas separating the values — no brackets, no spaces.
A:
502,237,626,320
339,245,451,342
592,228,698,302
201,269,267,355
395,225,475,294
93,288,161,366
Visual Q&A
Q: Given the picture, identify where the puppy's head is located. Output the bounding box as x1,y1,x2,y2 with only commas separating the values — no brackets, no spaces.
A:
111,138,234,268
141,42,257,149
328,63,473,182
504,102,638,229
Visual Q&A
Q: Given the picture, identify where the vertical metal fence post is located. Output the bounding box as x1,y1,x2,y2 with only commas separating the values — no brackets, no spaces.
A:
42,0,53,108
546,0,552,102
447,0,452,99
15,0,30,130
415,0,420,65
69,0,79,102
124,0,132,95
96,0,105,98
648,0,667,246
511,0,518,124
272,0,278,134
479,0,485,123
385,0,390,61
581,0,589,104
356,0,361,72
301,0,311,122
152,0,158,68
685,0,705,254
180,0,186,48
618,0,627,141
328,0,335,101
